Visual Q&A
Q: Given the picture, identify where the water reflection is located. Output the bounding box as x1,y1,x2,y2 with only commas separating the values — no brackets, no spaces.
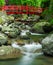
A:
0,53,53,65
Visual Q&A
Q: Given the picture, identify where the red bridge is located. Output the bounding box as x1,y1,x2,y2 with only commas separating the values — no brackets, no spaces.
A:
2,5,43,15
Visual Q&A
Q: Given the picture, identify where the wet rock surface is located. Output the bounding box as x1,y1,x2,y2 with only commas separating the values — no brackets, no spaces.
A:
42,34,53,56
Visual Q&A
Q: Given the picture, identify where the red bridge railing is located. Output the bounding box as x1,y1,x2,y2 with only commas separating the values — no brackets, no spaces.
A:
2,5,44,15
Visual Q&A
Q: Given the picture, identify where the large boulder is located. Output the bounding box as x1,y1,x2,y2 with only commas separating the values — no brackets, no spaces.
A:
41,34,53,56
0,46,22,59
32,21,53,33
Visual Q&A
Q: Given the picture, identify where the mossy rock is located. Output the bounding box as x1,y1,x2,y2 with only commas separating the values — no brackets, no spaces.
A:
0,46,22,60
32,21,52,33
2,26,21,38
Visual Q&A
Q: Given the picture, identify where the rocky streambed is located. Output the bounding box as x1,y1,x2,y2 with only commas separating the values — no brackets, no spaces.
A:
0,11,52,65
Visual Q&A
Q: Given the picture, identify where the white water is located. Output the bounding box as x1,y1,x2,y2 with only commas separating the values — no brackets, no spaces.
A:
12,31,42,54
22,42,42,53
12,42,42,54
31,33,44,35
21,30,44,36
11,42,22,50
20,30,29,36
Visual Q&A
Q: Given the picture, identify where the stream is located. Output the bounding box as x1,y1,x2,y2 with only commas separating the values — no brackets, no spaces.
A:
0,51,53,65
0,30,53,65
0,42,52,65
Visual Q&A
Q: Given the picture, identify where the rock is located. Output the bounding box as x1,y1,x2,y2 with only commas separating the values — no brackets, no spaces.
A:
27,15,40,21
0,11,14,25
21,14,28,21
16,40,25,46
0,33,8,45
2,26,21,38
0,46,22,59
8,22,31,30
8,22,22,28
20,23,26,30
0,11,9,24
8,15,14,21
32,21,51,33
41,34,53,56
26,25,31,30
33,15,40,21
43,24,53,33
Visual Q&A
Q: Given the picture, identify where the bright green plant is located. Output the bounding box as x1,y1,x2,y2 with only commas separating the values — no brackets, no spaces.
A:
0,0,5,6
35,0,50,7
21,0,49,7
21,0,36,6
8,0,49,7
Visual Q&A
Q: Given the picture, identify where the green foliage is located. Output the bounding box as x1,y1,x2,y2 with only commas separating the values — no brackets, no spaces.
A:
21,0,50,7
0,0,5,6
21,0,36,6
41,0,53,24
8,0,49,7
8,0,22,5
49,19,53,25
41,0,50,8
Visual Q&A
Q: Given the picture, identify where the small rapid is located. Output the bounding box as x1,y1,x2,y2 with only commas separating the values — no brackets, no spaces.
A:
12,30,42,55
12,41,42,55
